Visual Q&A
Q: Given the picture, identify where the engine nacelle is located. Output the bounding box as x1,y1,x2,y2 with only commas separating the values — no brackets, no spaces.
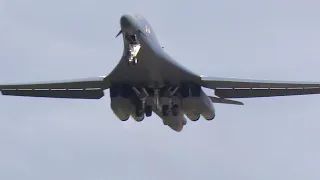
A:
110,84,145,121
182,88,215,121
131,113,144,122
185,111,201,121
110,97,132,121
199,90,215,120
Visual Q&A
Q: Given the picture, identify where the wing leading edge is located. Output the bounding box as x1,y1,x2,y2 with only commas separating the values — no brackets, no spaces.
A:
0,76,110,99
201,76,320,98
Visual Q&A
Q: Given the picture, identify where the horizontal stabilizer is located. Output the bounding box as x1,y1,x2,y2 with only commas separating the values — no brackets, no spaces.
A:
1,89,104,99
208,96,244,105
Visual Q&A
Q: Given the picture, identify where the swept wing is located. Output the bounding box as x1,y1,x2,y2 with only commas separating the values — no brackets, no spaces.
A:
0,76,109,99
201,76,320,98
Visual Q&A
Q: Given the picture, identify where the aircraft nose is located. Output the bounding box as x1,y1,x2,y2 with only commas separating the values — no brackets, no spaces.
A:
120,15,131,29
120,14,137,34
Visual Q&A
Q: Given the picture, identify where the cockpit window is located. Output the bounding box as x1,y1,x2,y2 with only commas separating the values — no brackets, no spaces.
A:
145,25,151,33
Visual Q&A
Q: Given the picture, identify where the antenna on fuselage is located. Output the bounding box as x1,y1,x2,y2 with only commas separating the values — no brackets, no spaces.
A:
115,30,123,38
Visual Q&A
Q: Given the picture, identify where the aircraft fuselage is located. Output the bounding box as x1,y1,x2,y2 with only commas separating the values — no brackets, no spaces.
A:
107,13,215,131
108,14,200,87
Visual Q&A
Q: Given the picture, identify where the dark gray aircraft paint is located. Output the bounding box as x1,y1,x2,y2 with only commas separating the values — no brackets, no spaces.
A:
2,13,320,132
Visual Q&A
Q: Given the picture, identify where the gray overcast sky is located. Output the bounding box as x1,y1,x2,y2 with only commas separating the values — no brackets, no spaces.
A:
1,0,320,179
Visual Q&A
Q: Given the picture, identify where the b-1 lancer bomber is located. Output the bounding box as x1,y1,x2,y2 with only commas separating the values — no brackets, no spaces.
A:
2,13,320,132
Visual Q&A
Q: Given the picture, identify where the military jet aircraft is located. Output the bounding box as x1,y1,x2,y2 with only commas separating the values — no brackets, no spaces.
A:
2,13,320,132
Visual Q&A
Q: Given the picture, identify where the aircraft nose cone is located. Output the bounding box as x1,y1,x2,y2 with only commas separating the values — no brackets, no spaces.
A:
120,15,132,29
120,14,138,34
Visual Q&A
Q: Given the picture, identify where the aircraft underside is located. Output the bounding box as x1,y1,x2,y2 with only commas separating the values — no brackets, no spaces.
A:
109,84,215,132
